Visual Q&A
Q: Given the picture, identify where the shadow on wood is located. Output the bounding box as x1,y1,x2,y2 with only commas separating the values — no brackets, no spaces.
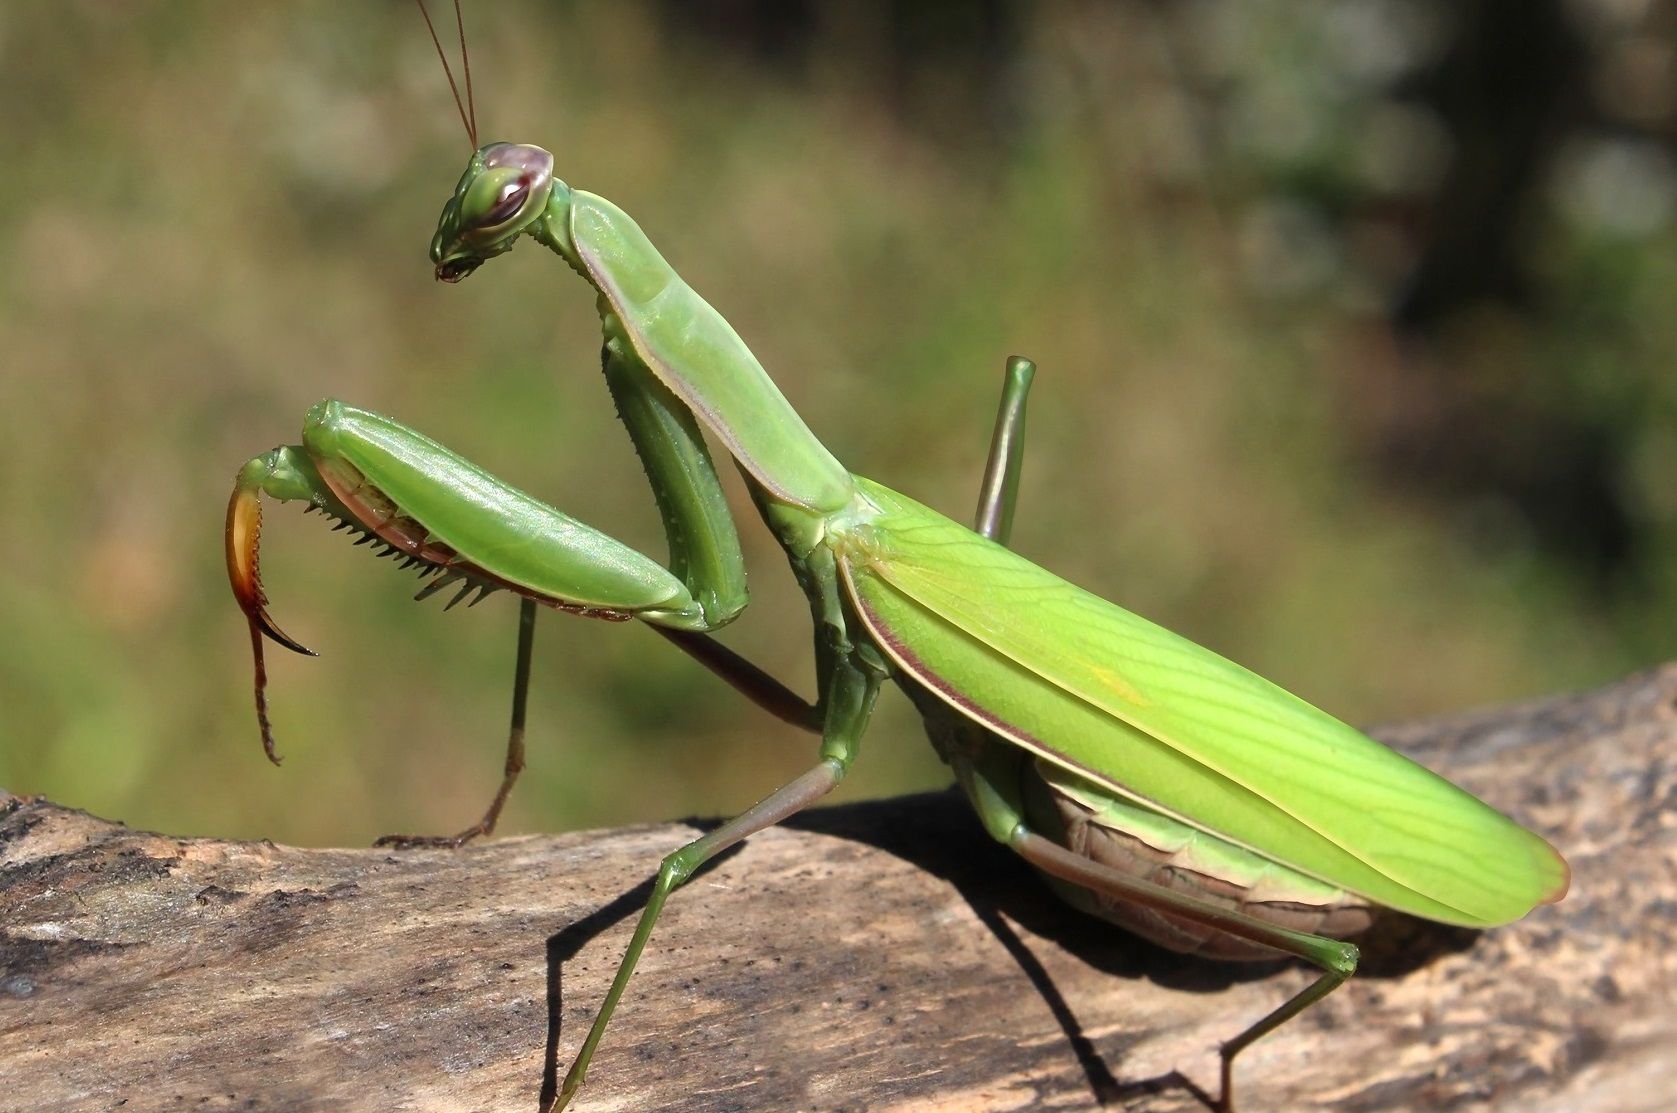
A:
2,665,1673,1112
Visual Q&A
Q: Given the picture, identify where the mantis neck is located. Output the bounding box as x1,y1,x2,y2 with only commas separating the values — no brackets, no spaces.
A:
532,184,857,516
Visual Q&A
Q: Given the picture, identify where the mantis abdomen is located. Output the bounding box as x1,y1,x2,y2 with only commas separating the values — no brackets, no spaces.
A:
1023,761,1378,960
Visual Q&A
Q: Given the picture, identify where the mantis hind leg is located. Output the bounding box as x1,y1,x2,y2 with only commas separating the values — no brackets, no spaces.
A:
1009,827,1357,1112
960,357,1354,1108
974,355,1035,545
955,743,1356,1112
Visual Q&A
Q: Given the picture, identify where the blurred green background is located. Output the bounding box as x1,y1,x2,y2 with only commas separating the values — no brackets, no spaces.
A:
1,1,1673,848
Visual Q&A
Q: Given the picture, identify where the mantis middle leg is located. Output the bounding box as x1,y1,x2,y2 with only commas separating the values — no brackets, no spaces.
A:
547,635,884,1111
547,355,1035,1108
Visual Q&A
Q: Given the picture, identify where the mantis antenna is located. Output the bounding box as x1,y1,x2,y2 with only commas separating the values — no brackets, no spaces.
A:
415,0,477,149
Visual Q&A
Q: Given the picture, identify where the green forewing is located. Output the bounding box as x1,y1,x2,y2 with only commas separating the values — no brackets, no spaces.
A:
840,477,1567,927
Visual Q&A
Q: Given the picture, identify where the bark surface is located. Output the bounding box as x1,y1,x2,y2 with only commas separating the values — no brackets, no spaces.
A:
2,666,1673,1112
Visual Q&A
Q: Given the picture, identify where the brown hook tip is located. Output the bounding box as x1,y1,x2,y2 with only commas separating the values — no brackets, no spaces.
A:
227,482,317,766
226,486,316,657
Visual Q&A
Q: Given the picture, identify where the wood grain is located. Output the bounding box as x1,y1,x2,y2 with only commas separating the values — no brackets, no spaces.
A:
3,665,1673,1112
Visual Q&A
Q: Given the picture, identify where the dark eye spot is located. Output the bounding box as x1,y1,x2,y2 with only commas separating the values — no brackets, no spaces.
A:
483,176,531,227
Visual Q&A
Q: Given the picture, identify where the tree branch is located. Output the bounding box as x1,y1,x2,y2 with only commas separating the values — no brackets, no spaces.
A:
3,665,1672,1111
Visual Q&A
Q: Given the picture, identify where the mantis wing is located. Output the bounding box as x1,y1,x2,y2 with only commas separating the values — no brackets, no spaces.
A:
838,477,1568,928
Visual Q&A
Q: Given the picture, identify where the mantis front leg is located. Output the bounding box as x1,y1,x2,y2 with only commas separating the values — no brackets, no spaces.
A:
227,344,811,844
373,341,766,848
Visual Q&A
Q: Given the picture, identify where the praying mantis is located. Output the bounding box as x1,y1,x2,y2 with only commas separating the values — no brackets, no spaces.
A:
224,10,1568,1110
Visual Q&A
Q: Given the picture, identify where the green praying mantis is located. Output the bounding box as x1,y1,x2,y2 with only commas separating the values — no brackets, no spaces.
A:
224,11,1568,1110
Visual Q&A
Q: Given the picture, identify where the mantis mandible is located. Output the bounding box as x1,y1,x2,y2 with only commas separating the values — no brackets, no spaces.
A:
224,10,1568,1109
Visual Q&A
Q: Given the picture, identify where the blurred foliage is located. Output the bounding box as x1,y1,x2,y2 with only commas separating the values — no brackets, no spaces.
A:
0,1,1672,847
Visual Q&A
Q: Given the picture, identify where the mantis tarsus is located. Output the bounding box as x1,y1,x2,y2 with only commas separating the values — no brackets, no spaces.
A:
224,13,1569,1110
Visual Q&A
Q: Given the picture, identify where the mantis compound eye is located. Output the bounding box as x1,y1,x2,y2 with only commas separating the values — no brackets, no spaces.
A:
429,143,557,279
483,177,531,228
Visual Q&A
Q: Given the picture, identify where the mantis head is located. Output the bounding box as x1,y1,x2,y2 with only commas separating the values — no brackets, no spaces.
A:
430,142,558,283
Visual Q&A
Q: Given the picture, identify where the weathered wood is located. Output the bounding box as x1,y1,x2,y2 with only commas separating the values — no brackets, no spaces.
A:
2,665,1672,1112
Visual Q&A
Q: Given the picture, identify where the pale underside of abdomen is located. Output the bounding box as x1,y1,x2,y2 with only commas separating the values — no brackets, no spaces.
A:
1024,760,1378,961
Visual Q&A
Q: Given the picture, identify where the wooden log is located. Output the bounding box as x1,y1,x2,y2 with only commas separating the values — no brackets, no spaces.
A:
2,665,1672,1112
